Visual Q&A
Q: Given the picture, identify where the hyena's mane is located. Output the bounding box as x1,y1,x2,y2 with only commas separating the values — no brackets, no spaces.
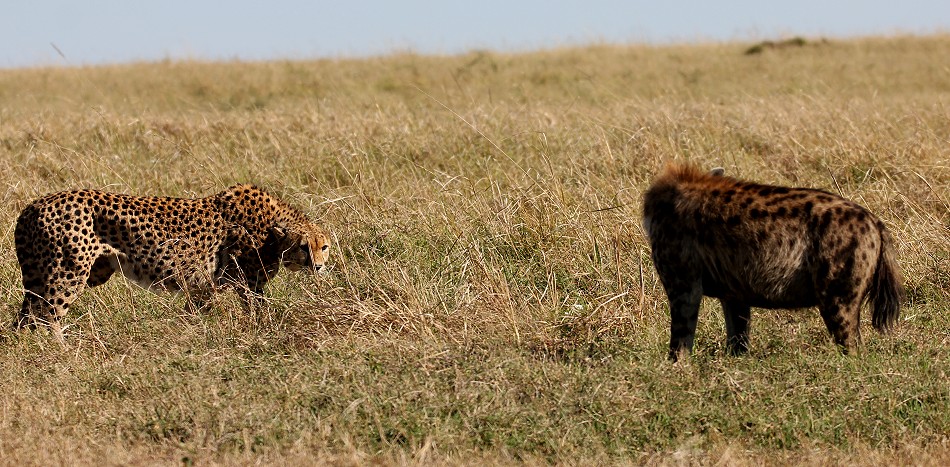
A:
643,163,748,233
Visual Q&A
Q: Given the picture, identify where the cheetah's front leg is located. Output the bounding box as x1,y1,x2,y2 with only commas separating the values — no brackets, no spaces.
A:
235,285,266,312
184,288,214,314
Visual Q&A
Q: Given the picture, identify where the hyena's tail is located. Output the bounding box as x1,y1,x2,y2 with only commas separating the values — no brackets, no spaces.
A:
870,227,903,332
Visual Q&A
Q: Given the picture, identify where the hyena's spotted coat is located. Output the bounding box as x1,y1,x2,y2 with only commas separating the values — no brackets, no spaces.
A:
643,164,903,360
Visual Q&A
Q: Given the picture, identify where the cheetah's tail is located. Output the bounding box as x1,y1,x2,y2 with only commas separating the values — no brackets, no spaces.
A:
870,227,903,332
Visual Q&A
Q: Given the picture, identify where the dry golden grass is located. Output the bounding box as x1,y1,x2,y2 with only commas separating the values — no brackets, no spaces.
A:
0,35,947,465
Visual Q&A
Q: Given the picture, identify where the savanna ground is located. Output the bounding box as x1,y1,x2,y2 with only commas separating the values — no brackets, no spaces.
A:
0,35,948,465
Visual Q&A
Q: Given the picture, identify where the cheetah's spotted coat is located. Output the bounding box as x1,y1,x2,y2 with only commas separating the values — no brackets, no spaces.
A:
14,184,330,342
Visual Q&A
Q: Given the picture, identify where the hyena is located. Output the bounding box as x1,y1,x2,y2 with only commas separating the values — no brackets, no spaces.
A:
642,163,903,360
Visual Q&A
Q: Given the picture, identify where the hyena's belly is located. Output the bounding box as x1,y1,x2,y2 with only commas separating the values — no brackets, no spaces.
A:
700,250,818,309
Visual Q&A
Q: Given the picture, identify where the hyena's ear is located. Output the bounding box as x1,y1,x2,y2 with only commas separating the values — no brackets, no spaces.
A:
709,167,725,176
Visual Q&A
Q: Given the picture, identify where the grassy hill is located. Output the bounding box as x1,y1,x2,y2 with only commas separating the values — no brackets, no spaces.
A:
0,35,947,465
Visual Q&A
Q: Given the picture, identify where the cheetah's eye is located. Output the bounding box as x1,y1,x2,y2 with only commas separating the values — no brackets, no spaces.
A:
321,244,329,251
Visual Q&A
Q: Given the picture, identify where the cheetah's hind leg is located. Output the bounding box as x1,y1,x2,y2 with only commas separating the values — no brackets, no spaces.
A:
14,292,67,347
14,291,45,331
5,293,44,345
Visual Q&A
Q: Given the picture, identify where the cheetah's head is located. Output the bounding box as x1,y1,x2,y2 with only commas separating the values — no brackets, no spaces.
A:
275,224,331,273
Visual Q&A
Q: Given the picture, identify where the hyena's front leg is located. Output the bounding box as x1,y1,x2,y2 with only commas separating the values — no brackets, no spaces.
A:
721,300,751,355
651,245,703,361
666,281,702,361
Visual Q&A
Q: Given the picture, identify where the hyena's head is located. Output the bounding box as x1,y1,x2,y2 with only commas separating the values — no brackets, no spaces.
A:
643,165,725,238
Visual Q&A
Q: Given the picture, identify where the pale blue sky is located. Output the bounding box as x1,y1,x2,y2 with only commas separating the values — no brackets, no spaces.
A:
2,1,948,68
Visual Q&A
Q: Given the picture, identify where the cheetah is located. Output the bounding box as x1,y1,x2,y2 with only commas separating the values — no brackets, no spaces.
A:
643,163,902,361
14,184,330,343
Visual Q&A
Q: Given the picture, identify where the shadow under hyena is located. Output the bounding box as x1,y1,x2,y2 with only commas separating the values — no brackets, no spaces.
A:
643,164,903,361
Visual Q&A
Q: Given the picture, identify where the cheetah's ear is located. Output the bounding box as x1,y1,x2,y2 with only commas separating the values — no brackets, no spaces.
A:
709,167,725,177
272,226,301,245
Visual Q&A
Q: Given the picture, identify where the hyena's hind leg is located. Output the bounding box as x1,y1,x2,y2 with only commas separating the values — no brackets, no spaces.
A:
721,300,751,355
814,234,877,353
